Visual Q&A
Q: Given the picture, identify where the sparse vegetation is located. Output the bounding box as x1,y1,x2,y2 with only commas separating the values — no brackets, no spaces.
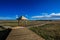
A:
0,20,60,40
29,22,60,40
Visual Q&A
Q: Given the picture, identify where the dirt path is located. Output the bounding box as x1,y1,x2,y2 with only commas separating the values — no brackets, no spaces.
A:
6,27,45,40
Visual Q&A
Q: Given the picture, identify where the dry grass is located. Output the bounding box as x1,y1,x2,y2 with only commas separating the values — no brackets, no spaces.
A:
29,22,60,40
0,20,60,40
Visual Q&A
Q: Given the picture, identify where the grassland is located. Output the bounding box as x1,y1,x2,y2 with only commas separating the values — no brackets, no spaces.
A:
0,20,60,40
0,20,18,26
29,22,60,40
0,20,51,26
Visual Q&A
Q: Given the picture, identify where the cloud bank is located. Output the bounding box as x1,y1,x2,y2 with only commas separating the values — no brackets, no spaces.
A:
32,13,60,20
0,17,16,20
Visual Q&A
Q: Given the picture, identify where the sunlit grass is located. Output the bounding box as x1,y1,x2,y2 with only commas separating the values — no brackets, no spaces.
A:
29,23,60,40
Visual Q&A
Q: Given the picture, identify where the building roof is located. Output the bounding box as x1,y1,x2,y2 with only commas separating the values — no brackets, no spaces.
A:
17,16,28,20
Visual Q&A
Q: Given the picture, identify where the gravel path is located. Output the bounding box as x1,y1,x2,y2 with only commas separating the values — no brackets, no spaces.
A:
6,27,45,40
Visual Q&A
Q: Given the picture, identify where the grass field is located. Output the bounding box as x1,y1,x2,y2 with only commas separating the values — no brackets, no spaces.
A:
0,20,60,40
29,22,60,40
0,20,53,26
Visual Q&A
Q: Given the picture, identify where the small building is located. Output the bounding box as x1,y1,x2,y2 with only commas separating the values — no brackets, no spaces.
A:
17,16,28,26
17,16,28,20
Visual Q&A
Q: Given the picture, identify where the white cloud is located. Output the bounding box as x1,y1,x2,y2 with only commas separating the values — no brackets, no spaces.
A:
0,17,15,20
32,15,51,18
44,15,51,17
50,13,60,16
31,13,60,20
32,16,44,18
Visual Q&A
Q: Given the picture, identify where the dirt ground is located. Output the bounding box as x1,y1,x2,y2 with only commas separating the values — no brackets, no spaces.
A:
6,27,44,40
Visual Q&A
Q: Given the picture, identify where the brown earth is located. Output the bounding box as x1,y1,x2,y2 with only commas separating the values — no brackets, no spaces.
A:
6,27,45,40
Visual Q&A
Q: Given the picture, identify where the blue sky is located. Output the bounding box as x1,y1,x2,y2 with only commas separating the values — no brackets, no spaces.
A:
0,0,60,20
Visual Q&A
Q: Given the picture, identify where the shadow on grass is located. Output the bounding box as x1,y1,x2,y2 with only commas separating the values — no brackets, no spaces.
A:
0,27,12,40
